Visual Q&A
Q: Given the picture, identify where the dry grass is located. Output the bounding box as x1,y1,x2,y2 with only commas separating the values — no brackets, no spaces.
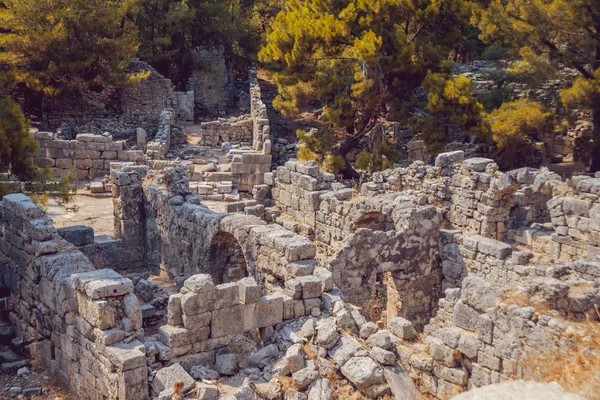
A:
325,371,369,400
302,343,320,361
276,376,297,394
356,292,387,327
521,306,600,399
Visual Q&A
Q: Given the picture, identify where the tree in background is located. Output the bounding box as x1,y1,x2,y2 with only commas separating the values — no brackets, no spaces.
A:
136,0,264,87
485,98,551,169
417,73,486,155
477,0,600,172
0,68,75,206
259,0,479,178
0,0,147,95
0,70,38,180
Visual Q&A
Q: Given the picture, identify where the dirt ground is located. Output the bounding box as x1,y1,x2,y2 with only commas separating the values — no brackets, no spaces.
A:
45,195,114,237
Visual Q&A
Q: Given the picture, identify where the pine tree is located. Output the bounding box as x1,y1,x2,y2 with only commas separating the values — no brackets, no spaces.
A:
477,0,600,172
259,0,477,178
0,0,146,95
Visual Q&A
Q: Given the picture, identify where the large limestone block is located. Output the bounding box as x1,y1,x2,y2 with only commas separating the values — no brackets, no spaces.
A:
271,344,305,376
389,317,417,341
159,325,191,348
296,276,323,299
152,363,195,394
257,294,284,328
340,356,385,390
328,333,361,366
237,277,261,304
211,304,255,338
104,340,146,371
73,269,133,299
435,151,464,168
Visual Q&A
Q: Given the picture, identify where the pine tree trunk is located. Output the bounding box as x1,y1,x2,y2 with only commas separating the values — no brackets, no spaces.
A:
338,136,361,180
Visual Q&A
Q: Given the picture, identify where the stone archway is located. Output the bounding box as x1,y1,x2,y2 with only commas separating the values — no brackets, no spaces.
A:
205,231,248,284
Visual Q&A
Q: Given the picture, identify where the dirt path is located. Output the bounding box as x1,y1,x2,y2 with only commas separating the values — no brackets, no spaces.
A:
46,195,114,236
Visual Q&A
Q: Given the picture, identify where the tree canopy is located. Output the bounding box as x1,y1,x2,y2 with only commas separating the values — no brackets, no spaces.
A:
477,0,600,172
259,0,478,177
0,0,147,95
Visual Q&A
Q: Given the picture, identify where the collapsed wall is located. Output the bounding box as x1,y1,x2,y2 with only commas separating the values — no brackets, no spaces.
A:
43,60,194,134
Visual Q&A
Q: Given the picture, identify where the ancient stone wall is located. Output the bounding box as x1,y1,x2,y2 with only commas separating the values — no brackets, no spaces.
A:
33,132,145,179
270,160,337,227
329,206,442,329
154,267,335,373
191,46,231,116
399,262,599,399
250,67,272,155
546,176,600,261
0,194,148,399
194,116,253,146
43,60,193,134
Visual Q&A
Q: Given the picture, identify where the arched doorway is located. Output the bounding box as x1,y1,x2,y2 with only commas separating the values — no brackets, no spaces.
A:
206,231,248,284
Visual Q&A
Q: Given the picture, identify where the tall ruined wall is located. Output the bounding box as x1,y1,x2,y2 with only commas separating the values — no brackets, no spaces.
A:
111,166,318,288
43,60,193,134
329,206,442,330
249,67,272,155
546,176,600,261
191,46,231,116
0,194,147,400
33,132,145,179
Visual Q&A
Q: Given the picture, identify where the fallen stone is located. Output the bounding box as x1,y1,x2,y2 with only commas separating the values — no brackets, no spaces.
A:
152,363,195,394
389,317,417,341
340,356,385,390
215,353,239,376
190,365,221,381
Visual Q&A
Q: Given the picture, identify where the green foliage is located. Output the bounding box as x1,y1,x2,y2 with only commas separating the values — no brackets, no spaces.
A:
136,0,264,86
476,0,600,171
0,96,38,180
485,98,550,149
260,0,476,177
296,127,338,165
560,69,600,111
481,45,509,61
0,0,146,95
478,88,511,112
323,154,346,175
417,73,487,154
355,137,402,172
0,93,77,208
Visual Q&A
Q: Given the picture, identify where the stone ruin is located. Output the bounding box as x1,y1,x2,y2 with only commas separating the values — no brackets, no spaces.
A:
0,65,599,400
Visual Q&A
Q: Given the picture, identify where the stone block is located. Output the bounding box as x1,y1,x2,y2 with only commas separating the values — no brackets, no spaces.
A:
152,363,195,394
72,269,133,299
181,291,215,316
296,276,323,299
182,311,211,329
210,304,251,338
104,340,146,371
389,317,417,340
57,225,95,246
159,325,190,348
258,293,284,328
435,151,464,168
213,282,240,309
237,277,261,304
